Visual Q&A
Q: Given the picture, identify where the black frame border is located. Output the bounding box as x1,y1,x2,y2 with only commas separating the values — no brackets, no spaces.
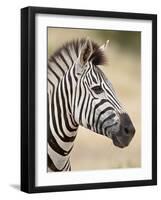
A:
21,6,157,193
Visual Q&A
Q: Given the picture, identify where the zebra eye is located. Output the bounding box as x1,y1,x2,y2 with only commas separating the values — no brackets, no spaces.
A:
91,85,104,94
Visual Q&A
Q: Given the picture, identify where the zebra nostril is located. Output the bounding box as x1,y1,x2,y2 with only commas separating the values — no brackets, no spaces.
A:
124,125,135,136
124,127,129,135
120,113,135,137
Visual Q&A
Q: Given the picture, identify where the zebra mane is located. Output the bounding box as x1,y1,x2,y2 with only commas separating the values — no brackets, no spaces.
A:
49,38,106,66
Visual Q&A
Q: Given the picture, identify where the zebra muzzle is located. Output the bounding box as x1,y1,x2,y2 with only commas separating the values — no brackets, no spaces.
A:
111,113,135,148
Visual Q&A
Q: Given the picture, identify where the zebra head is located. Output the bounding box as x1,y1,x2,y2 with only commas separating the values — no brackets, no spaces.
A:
72,39,135,148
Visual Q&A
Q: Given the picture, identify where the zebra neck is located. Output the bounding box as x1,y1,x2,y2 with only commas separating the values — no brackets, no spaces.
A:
48,120,78,171
48,49,79,171
48,80,78,171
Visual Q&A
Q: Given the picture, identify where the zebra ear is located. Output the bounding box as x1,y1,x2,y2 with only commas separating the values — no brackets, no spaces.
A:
79,39,93,66
99,40,109,52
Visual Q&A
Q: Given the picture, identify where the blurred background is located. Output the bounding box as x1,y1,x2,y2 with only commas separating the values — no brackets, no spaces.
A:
48,27,141,170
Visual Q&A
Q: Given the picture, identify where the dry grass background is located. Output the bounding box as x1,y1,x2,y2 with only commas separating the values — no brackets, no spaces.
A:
48,28,141,170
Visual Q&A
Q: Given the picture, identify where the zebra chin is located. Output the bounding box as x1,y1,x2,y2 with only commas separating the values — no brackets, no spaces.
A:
111,134,133,148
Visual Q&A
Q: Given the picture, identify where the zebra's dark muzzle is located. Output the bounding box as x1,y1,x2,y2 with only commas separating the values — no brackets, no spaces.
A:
111,113,135,148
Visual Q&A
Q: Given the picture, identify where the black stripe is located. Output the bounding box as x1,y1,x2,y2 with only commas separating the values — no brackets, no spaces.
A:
79,80,87,124
68,165,71,171
76,68,89,106
77,68,93,123
84,95,90,119
59,80,78,132
84,80,95,98
72,66,78,82
59,52,70,68
88,72,93,85
48,63,60,81
101,84,120,110
99,113,116,132
95,107,114,132
63,159,70,171
91,70,97,84
63,76,72,113
48,154,61,172
77,82,82,107
49,56,65,74
74,40,79,57
108,95,120,110
67,68,73,101
87,98,95,125
48,78,55,87
104,122,118,134
48,94,64,156
50,89,63,140
48,126,73,156
101,77,119,101
103,84,121,109
50,87,75,142
55,84,76,142
97,66,116,97
64,47,74,65
48,93,73,155
63,76,78,127
86,74,91,86
48,154,71,172
92,99,107,128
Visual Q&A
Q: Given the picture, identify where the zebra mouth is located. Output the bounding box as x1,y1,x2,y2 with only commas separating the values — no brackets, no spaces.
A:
112,135,127,148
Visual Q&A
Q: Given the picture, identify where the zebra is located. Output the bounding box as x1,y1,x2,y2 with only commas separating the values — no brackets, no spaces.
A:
47,38,135,172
